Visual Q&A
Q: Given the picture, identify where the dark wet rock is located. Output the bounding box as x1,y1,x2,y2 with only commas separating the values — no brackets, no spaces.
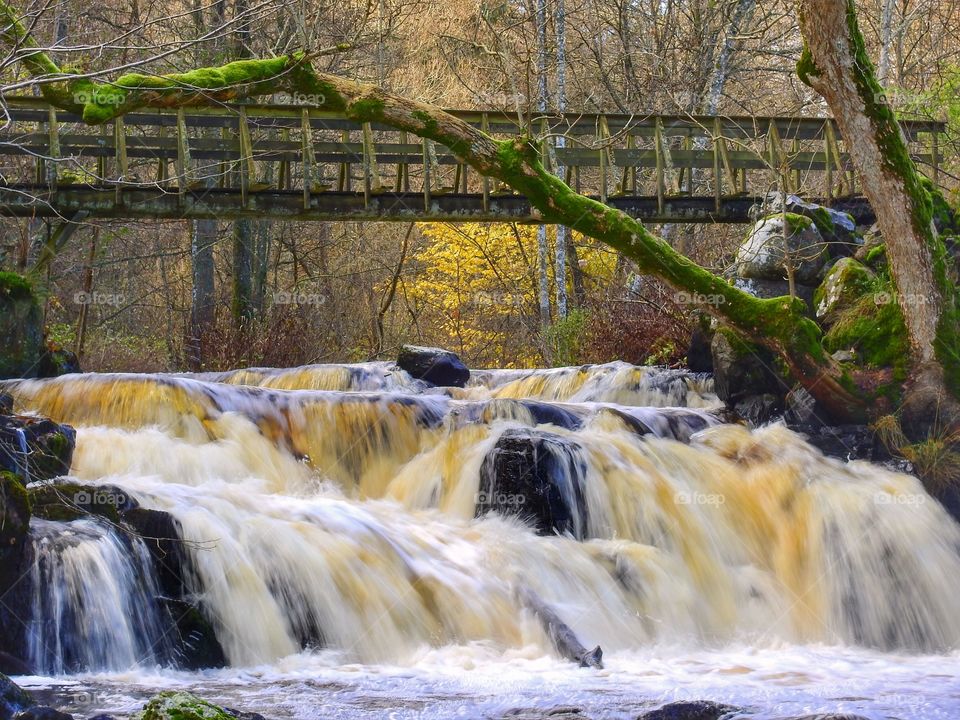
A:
734,393,781,427
0,673,34,720
636,701,743,720
0,473,31,669
87,715,119,720
0,416,75,483
12,707,73,720
223,710,266,720
518,401,583,430
478,428,588,539
686,324,714,374
120,508,190,600
161,598,227,670
0,397,11,416
36,349,81,379
29,482,135,524
794,425,877,462
396,345,470,388
0,273,43,380
710,330,789,406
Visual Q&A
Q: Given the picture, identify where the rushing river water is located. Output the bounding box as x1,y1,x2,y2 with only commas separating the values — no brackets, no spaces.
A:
4,361,960,719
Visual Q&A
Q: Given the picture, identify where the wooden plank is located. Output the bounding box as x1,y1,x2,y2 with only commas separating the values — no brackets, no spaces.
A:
46,107,59,188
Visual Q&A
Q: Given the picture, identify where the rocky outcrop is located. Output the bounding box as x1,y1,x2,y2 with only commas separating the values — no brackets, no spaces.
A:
0,274,42,380
477,428,588,539
0,674,34,720
752,192,861,255
635,701,742,720
0,416,75,484
710,329,789,409
396,345,470,387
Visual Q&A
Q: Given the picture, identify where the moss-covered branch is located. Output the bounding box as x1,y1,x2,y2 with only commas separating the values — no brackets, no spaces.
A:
0,0,865,418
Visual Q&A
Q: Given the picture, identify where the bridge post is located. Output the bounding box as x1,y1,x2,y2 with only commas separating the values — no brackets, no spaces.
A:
713,117,722,213
46,107,59,189
654,118,665,214
114,117,128,205
175,108,192,206
301,109,314,210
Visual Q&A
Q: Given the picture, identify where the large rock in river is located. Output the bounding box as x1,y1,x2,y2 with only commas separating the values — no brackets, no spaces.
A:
0,415,75,483
477,428,588,539
397,345,470,387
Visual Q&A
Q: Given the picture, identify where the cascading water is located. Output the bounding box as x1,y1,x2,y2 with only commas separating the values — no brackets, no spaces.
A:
26,518,172,674
3,361,960,719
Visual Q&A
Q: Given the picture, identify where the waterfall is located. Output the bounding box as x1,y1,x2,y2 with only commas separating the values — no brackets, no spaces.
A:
26,518,173,674
3,361,960,678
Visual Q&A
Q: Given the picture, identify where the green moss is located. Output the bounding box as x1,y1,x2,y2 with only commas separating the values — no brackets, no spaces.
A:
348,96,386,120
784,212,814,234
796,44,821,86
864,244,886,266
28,482,121,524
0,272,33,301
134,692,237,720
824,290,909,374
810,206,837,235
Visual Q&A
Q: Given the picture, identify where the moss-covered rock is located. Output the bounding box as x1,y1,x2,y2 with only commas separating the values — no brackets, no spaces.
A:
0,473,31,674
735,214,829,285
814,257,876,325
28,482,133,524
710,327,789,405
133,692,237,720
824,291,909,377
0,274,42,379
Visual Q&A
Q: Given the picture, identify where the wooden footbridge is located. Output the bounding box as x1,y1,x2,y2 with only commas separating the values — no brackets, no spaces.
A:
0,96,946,225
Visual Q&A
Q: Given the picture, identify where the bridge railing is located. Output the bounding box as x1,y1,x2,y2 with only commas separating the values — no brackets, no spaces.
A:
0,95,946,220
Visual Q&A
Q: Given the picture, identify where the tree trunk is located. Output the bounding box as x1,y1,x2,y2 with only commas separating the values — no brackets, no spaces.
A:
797,0,960,431
232,218,254,325
189,218,216,369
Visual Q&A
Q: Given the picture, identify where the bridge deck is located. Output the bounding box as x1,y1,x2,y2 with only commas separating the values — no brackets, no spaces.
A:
0,96,945,224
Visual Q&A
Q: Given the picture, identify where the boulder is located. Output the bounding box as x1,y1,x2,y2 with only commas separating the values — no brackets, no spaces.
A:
0,673,34,720
396,345,470,387
121,508,190,599
477,428,588,539
0,397,11,416
752,193,860,255
636,701,743,720
161,599,227,670
784,386,820,427
814,258,875,325
686,323,713,373
710,329,789,406
13,708,73,720
0,274,42,379
133,693,237,720
736,214,828,285
0,416,75,483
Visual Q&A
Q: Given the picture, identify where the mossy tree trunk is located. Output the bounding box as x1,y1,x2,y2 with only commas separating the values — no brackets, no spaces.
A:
0,0,870,419
797,0,960,432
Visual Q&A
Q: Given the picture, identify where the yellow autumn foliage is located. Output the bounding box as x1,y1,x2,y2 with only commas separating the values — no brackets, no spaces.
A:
405,222,617,367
